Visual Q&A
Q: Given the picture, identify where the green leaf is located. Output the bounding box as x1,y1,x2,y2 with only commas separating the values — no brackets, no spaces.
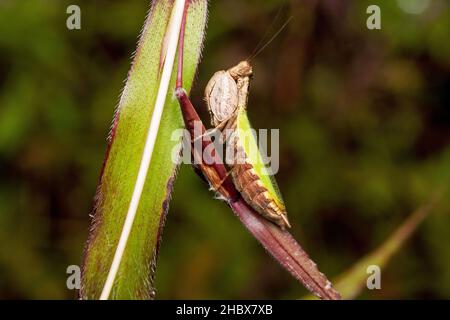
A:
81,0,208,300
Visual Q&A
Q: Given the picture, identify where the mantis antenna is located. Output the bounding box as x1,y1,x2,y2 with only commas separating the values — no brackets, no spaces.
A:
247,14,293,62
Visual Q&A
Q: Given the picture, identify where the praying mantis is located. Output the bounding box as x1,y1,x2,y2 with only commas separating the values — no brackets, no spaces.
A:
175,22,289,229
204,61,291,229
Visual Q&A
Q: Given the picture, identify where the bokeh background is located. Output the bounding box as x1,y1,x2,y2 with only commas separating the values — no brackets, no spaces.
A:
1,0,449,299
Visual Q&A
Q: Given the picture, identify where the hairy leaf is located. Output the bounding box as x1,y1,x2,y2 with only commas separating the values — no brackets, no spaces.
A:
81,0,208,299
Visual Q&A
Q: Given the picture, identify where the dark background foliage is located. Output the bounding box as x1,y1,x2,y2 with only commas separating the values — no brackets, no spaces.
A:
0,0,449,299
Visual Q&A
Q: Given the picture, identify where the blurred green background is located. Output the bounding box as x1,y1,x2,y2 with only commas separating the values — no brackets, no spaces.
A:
0,0,449,299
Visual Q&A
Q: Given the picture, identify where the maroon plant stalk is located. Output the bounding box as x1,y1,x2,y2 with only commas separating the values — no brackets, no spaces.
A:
174,2,340,300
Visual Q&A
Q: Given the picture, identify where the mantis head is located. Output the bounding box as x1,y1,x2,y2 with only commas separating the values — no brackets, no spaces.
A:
228,61,253,80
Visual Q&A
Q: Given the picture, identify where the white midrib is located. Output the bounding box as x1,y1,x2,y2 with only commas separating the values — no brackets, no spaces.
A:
99,0,186,300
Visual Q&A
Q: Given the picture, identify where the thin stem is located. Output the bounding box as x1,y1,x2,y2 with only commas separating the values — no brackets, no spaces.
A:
175,2,238,201
176,1,188,89
231,200,340,300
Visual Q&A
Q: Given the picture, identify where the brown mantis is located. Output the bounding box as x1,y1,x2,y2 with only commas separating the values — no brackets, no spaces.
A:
204,61,291,229
176,50,290,228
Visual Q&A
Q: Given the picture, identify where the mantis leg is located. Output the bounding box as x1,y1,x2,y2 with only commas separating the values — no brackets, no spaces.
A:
192,110,238,145
191,116,231,143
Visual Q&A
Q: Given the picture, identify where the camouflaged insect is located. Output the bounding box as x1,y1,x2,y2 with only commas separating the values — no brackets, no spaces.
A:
204,61,291,229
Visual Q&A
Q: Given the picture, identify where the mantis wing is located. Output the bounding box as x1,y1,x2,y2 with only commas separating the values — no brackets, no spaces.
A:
235,108,286,211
